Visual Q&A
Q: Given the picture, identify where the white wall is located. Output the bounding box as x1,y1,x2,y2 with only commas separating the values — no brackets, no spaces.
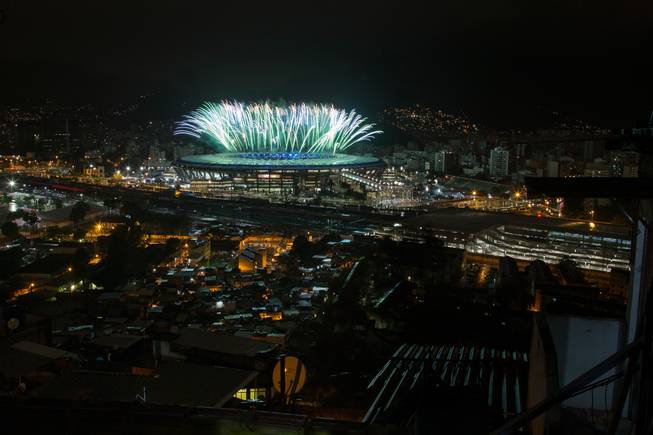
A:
547,314,622,410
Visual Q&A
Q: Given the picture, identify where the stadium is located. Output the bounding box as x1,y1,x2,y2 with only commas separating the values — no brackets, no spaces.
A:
174,101,384,194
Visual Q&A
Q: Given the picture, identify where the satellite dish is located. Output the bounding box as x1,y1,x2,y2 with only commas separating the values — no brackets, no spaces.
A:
272,355,307,398
7,317,20,330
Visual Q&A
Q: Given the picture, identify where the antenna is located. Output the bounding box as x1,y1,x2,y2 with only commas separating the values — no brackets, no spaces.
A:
136,384,147,402
65,118,70,153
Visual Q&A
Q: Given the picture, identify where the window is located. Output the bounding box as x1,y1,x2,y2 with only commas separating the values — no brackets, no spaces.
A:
233,387,267,400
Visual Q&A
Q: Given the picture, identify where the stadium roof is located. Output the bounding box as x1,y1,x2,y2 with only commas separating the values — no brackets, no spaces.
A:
177,152,384,171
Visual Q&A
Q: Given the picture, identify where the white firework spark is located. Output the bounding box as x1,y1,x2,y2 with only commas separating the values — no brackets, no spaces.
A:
174,101,382,154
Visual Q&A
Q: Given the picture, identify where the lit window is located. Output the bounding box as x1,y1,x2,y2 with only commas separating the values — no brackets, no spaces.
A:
234,388,248,400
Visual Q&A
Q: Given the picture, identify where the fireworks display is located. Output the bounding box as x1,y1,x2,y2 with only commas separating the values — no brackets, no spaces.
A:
175,101,382,154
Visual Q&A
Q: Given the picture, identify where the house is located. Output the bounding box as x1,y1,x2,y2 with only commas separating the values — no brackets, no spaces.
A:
33,361,257,408
171,328,277,371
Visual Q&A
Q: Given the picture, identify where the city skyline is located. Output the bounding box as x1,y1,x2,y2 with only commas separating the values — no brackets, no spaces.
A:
1,3,652,434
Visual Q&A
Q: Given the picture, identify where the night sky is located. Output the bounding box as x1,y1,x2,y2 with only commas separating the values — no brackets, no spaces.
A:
1,0,652,126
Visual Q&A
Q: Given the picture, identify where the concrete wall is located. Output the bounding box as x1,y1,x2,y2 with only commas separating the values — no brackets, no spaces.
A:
528,314,560,435
547,314,623,410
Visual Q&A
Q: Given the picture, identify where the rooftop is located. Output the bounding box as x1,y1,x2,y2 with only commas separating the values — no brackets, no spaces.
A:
0,341,77,377
406,207,630,238
11,340,77,360
91,334,143,351
365,343,528,425
177,152,384,171
173,328,276,357
34,362,257,407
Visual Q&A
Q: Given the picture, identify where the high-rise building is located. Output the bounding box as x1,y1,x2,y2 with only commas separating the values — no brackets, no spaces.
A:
583,141,605,162
434,150,459,175
546,160,560,177
584,160,611,177
17,117,80,158
623,165,639,178
489,146,510,178
609,151,640,178
558,157,574,178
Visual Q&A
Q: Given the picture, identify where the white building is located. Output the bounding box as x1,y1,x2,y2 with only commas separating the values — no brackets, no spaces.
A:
489,146,510,178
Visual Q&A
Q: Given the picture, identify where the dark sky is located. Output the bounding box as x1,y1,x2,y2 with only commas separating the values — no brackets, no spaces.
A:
1,0,652,126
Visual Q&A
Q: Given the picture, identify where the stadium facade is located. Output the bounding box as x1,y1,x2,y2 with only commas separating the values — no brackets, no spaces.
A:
175,152,385,194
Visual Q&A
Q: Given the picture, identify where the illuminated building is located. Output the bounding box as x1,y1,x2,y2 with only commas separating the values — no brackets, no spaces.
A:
239,235,293,254
238,247,266,272
434,150,459,175
467,224,631,272
83,164,106,178
174,101,385,194
583,161,611,177
489,146,510,178
609,150,640,178
176,153,385,194
237,235,293,272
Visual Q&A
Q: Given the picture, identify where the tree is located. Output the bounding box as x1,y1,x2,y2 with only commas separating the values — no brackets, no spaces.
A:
24,211,38,229
290,234,312,260
0,246,23,279
72,247,91,279
36,198,47,211
164,237,181,256
69,201,91,228
93,222,146,289
103,197,121,214
7,210,25,222
1,221,19,238
46,225,68,239
73,228,87,241
563,196,586,218
121,201,145,221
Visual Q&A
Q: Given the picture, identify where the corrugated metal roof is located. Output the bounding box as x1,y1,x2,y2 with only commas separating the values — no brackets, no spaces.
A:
174,328,276,357
11,340,77,360
364,343,528,425
34,362,257,407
